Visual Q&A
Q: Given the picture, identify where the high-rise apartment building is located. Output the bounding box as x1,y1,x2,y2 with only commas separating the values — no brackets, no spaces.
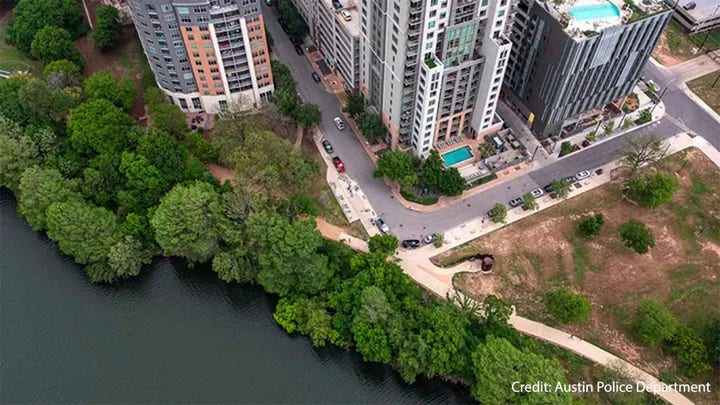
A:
359,0,513,157
504,0,671,138
310,0,361,90
128,0,274,113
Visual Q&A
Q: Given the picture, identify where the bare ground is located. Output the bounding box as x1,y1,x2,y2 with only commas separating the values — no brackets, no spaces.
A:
439,149,720,402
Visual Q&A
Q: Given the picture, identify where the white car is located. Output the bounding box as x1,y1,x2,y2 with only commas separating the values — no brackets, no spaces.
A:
530,188,544,198
375,217,390,234
423,233,438,244
334,117,345,130
575,170,591,180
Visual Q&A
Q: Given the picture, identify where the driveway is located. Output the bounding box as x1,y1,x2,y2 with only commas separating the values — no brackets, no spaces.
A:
261,4,715,239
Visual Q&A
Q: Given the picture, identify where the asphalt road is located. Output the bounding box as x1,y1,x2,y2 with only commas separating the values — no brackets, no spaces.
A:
262,5,717,239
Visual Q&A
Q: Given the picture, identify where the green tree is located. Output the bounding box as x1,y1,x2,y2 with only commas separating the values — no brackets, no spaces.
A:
117,151,169,213
274,87,300,117
622,119,633,129
185,132,219,163
295,102,321,128
374,150,417,183
471,336,572,404
6,0,88,53
17,166,81,231
702,317,720,366
585,131,596,142
551,179,572,199
83,71,137,111
136,128,190,185
276,0,308,43
270,60,296,92
577,213,604,238
421,150,443,188
45,200,119,265
618,219,655,254
80,151,123,207
543,287,591,324
432,233,444,248
521,192,538,211
30,26,84,67
149,103,188,138
357,112,388,144
246,212,332,296
625,173,679,208
343,91,365,119
228,130,318,199
635,108,652,125
93,4,123,51
422,303,474,377
438,167,465,196
211,246,255,283
67,99,137,155
0,77,31,124
368,234,399,257
274,295,336,347
665,325,711,377
632,299,679,346
151,182,226,264
19,78,79,122
107,235,153,281
0,117,37,191
489,203,507,224
44,59,82,89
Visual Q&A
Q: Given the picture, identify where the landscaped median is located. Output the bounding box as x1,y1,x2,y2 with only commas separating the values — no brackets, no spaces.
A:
431,147,720,404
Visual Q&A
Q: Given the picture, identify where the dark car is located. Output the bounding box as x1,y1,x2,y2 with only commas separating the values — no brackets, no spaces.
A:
543,183,554,193
311,71,321,82
322,139,333,154
294,45,304,55
402,239,421,249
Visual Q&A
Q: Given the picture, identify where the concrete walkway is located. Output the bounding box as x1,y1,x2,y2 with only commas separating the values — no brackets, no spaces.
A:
316,132,713,405
669,53,720,83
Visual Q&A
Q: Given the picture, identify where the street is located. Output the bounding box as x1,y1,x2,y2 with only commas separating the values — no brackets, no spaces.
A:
261,4,717,239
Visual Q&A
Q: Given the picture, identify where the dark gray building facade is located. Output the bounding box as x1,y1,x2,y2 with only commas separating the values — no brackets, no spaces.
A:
504,0,672,138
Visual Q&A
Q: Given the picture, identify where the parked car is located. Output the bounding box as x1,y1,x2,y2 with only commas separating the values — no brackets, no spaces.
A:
422,233,438,244
311,71,321,82
332,156,345,172
575,170,591,180
402,239,421,249
683,2,696,10
375,217,390,234
322,140,333,154
340,10,352,21
564,175,578,184
509,197,524,208
334,117,345,130
530,188,544,198
543,183,555,193
294,45,304,55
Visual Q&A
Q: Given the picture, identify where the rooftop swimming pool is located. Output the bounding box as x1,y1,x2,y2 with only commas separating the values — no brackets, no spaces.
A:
441,146,473,167
569,2,621,21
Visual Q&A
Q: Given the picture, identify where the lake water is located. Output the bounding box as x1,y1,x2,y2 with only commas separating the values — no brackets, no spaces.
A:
0,189,472,403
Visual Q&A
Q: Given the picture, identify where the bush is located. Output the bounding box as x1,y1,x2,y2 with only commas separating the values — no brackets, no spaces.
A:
665,325,711,377
618,219,654,254
635,108,652,125
559,141,574,157
702,317,720,366
632,299,679,346
432,234,444,248
577,213,604,238
543,288,590,324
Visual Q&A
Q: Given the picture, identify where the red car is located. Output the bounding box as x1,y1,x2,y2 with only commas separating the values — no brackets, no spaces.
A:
332,157,345,172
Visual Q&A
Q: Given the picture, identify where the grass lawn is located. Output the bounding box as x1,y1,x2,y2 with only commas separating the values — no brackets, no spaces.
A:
434,148,719,403
687,72,720,115
0,20,42,75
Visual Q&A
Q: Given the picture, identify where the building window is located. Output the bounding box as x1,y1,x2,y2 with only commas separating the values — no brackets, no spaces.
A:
179,99,188,108
192,97,201,109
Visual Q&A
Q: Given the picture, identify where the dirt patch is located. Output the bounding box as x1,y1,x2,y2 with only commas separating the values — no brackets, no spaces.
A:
433,149,720,402
653,31,686,67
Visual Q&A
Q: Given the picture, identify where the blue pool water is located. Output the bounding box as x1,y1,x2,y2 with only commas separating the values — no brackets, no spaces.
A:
569,2,620,20
441,146,473,166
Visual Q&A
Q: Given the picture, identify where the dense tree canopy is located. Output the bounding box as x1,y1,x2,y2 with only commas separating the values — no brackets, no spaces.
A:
67,99,137,156
357,112,388,144
374,150,418,186
17,166,81,231
30,26,84,67
295,103,321,128
367,234,399,257
625,173,679,208
665,325,711,377
6,0,88,53
246,212,331,296
19,78,79,123
0,77,31,124
83,71,137,111
471,336,572,404
93,4,123,51
151,181,227,265
0,117,38,191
